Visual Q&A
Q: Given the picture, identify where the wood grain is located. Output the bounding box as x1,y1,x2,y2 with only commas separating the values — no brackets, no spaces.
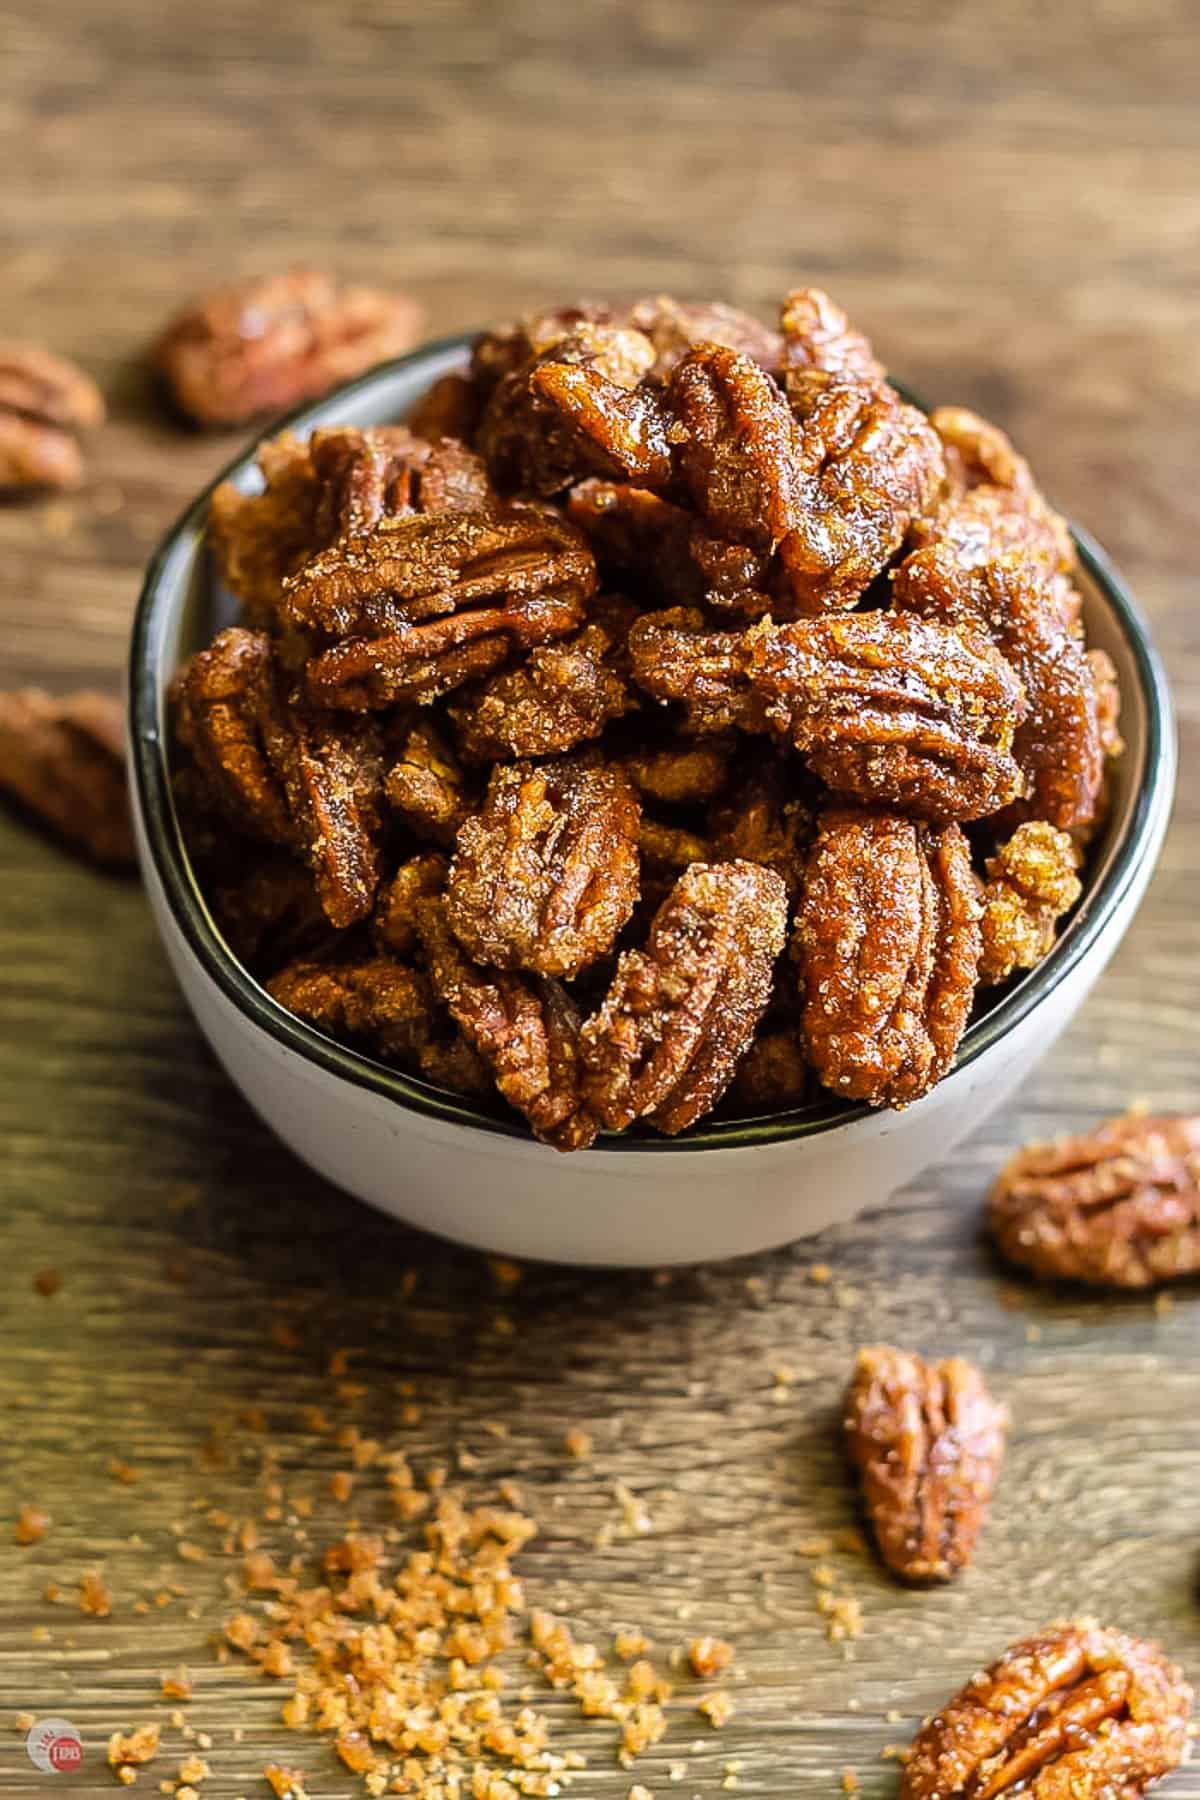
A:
2,1,1199,1793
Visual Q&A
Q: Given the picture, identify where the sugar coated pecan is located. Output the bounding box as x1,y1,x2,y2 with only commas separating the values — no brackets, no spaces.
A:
417,896,598,1149
726,1029,812,1113
708,751,813,900
0,342,104,490
371,851,448,959
989,1112,1200,1288
267,955,434,1063
0,688,132,867
979,821,1082,985
567,478,773,615
627,608,769,736
622,731,734,806
779,287,885,389
795,808,981,1107
899,1619,1192,1799
580,860,787,1135
209,854,331,974
929,404,1075,568
384,721,470,846
668,344,798,557
174,628,384,927
446,754,641,979
626,294,783,380
844,1345,1007,1582
155,268,423,426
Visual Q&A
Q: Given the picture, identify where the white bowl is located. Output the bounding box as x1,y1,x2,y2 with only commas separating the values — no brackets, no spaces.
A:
128,338,1177,1266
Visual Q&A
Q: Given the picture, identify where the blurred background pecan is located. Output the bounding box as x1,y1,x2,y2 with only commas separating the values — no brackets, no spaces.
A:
844,1344,1008,1582
0,342,104,490
0,687,132,867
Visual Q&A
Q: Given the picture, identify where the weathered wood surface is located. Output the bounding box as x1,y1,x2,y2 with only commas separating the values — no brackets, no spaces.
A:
2,1,1199,1793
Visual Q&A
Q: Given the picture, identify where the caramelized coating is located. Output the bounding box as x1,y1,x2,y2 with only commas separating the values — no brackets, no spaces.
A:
0,342,104,490
417,897,598,1149
929,404,1075,567
779,287,885,389
384,721,470,846
795,808,981,1107
668,344,798,556
174,627,384,928
407,371,481,444
844,1345,1008,1582
371,851,448,959
725,1030,812,1113
708,752,813,899
210,853,333,974
155,268,423,427
899,1621,1192,1800
622,733,735,806
979,821,1082,985
580,860,787,1135
446,755,641,979
625,295,783,380
447,604,634,762
782,372,946,611
266,955,435,1063
528,347,676,492
567,479,772,614
894,544,1102,831
0,688,132,867
989,1112,1200,1289
627,607,768,736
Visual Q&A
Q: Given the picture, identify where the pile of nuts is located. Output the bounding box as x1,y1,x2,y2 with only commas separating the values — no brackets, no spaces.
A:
167,284,1123,1147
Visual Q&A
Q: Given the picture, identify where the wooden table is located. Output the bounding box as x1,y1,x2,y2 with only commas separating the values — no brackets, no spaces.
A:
3,2,1198,1793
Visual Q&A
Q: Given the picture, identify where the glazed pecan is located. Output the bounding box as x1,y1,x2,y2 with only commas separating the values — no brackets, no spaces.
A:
979,821,1082,985
708,751,813,900
624,294,783,381
447,600,634,762
155,268,423,427
893,543,1103,832
208,853,332,974
407,370,481,444
0,343,104,490
445,754,641,979
267,955,435,1063
371,850,448,959
899,1620,1192,1800
0,688,132,867
794,808,981,1107
989,1112,1200,1288
384,721,470,847
928,404,1075,569
622,732,735,806
627,607,770,736
668,344,799,557
637,816,712,880
567,478,773,615
778,287,885,390
173,627,384,928
417,896,598,1149
580,860,787,1135
726,1029,812,1113
844,1345,1008,1582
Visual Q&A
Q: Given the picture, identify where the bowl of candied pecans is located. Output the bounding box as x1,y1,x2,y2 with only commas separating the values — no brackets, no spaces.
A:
127,290,1175,1265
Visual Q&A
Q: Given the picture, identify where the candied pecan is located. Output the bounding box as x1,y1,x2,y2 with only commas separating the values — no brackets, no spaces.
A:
567,478,773,614
637,816,711,875
747,611,1027,822
894,544,1102,831
844,1345,1007,1582
726,1030,812,1113
447,602,634,762
173,628,384,927
626,294,783,381
929,404,1075,568
899,1620,1192,1800
0,343,104,490
155,269,423,426
471,304,618,397
779,287,885,390
794,809,981,1107
384,721,470,846
978,821,1082,985
989,1112,1200,1289
708,752,813,900
0,688,132,867
622,732,735,805
668,344,798,558
372,851,448,958
445,754,641,979
267,955,435,1063
417,896,598,1149
580,860,787,1135
781,371,946,611
627,607,769,736
407,371,481,444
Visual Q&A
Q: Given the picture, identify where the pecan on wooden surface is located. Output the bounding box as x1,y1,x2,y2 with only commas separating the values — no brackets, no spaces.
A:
0,688,133,867
844,1345,1008,1582
0,342,104,490
899,1619,1192,1799
155,268,423,427
989,1112,1200,1288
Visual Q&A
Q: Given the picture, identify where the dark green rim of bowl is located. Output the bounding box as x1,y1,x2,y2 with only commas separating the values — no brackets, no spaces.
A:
129,334,1176,1153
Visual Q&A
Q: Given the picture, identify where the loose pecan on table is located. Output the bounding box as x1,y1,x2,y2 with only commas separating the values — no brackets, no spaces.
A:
155,268,423,427
0,688,132,867
793,808,981,1107
844,1345,1008,1582
0,343,104,490
989,1112,1200,1288
899,1619,1192,1799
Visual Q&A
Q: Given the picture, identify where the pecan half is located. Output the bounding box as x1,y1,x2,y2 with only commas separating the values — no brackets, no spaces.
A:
0,688,132,867
173,628,384,928
625,294,783,381
927,404,1075,571
899,1620,1192,1799
708,751,814,901
155,268,423,427
0,343,104,490
626,607,770,736
267,954,435,1064
446,754,641,979
371,851,448,959
416,896,598,1149
407,371,481,445
526,339,677,493
567,479,773,616
580,860,787,1135
989,1112,1200,1288
979,821,1082,985
844,1345,1008,1582
667,344,799,558
794,808,981,1107
779,287,885,390
384,721,470,847
621,731,735,806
